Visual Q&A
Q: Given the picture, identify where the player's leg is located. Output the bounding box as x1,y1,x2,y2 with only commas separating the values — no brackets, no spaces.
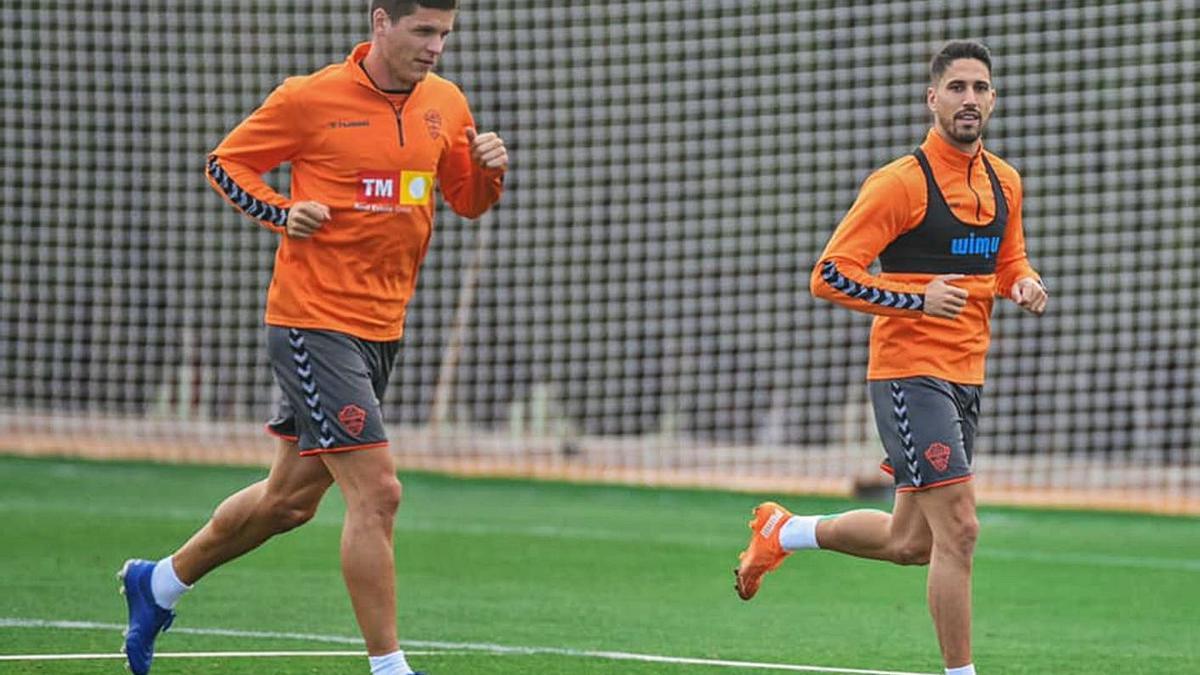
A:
882,377,980,671
916,381,982,671
735,377,961,600
273,328,417,672
119,426,334,674
915,480,978,670
319,445,403,656
768,376,939,565
171,437,335,583
813,489,931,564
733,481,932,600
168,328,346,586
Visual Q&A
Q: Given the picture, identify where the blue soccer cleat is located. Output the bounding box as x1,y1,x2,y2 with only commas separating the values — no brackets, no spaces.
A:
118,559,175,675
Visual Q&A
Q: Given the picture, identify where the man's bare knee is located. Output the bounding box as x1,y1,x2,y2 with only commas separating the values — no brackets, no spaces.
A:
262,479,329,534
934,507,979,564
892,542,931,566
950,515,980,559
346,475,402,523
264,496,321,533
374,476,403,516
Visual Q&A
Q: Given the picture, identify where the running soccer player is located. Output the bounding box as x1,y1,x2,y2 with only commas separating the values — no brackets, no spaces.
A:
734,40,1046,675
118,2,506,674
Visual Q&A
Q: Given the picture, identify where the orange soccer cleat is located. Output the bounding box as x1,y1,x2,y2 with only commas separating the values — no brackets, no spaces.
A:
734,501,793,600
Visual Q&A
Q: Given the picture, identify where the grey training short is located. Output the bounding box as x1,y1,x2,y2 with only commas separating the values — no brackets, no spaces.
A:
868,376,982,492
265,326,400,456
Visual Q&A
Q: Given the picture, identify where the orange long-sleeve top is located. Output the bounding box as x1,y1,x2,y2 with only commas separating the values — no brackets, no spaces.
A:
205,42,505,341
810,129,1039,385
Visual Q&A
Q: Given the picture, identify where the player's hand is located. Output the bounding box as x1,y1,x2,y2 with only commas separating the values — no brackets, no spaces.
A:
923,274,968,319
1011,276,1048,315
466,128,508,171
286,201,330,239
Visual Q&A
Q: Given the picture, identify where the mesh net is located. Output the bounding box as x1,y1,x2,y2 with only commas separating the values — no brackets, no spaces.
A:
2,2,1197,512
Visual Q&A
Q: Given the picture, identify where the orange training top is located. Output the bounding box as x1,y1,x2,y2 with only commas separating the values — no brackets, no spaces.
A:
205,42,505,341
810,129,1039,385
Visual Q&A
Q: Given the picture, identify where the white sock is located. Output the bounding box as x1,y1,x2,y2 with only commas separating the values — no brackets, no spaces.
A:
369,650,413,675
946,665,976,675
150,557,191,610
778,515,823,551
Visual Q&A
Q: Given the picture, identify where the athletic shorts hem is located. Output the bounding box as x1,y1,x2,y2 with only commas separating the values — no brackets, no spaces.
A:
264,424,299,442
896,475,974,493
297,441,389,457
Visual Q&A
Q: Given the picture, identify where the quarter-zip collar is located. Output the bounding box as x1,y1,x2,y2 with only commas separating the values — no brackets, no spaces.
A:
920,127,984,174
346,42,421,97
345,42,416,147
921,128,991,222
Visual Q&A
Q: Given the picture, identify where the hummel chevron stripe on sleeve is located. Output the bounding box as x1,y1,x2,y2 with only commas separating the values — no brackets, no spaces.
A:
206,156,289,230
820,260,925,311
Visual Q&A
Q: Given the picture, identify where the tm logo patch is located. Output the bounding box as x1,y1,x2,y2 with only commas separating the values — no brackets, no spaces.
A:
356,171,398,211
353,170,432,211
950,233,1001,259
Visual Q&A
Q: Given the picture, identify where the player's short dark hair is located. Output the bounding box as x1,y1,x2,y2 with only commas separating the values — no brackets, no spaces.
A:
929,40,992,83
371,0,459,21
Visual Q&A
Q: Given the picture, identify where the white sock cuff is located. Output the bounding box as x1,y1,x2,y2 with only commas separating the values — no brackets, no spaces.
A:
945,664,976,675
778,515,822,551
150,557,191,610
369,650,412,675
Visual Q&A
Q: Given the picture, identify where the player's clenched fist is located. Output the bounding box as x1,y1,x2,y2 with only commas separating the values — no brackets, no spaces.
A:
466,128,508,171
286,201,330,239
923,274,969,319
1011,276,1048,315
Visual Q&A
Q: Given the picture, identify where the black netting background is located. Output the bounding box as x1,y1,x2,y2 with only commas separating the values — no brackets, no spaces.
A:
2,2,1196,483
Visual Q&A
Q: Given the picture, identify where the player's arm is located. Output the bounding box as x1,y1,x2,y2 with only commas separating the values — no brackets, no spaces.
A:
204,82,326,237
810,170,941,317
436,103,505,219
992,172,1047,314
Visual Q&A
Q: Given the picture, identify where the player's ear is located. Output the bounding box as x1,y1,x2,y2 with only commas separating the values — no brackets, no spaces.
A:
370,7,391,34
926,86,937,112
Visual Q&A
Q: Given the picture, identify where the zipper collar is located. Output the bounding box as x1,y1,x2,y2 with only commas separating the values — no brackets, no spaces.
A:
922,128,993,222
921,127,984,175
345,42,422,99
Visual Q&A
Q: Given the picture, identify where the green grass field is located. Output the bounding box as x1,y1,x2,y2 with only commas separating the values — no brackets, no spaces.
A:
1,455,1197,674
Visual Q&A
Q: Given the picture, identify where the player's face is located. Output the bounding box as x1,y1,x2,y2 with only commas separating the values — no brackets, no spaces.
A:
372,6,456,89
927,58,996,152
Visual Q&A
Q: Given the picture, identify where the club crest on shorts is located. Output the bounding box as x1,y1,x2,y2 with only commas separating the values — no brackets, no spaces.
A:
338,404,367,438
924,442,951,473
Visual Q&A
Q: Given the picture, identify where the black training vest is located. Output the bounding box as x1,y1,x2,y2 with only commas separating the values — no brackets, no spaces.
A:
878,148,1008,275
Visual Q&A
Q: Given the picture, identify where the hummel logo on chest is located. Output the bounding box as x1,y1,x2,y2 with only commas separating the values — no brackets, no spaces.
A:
329,119,370,129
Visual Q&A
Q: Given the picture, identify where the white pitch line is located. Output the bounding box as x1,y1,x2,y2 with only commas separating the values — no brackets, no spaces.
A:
0,618,364,645
0,617,936,674
0,651,452,661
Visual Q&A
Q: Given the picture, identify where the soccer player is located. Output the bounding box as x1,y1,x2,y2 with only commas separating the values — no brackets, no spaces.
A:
118,2,506,674
734,41,1046,675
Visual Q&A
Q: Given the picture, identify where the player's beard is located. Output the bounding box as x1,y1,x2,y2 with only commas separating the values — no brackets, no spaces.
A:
938,111,986,146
